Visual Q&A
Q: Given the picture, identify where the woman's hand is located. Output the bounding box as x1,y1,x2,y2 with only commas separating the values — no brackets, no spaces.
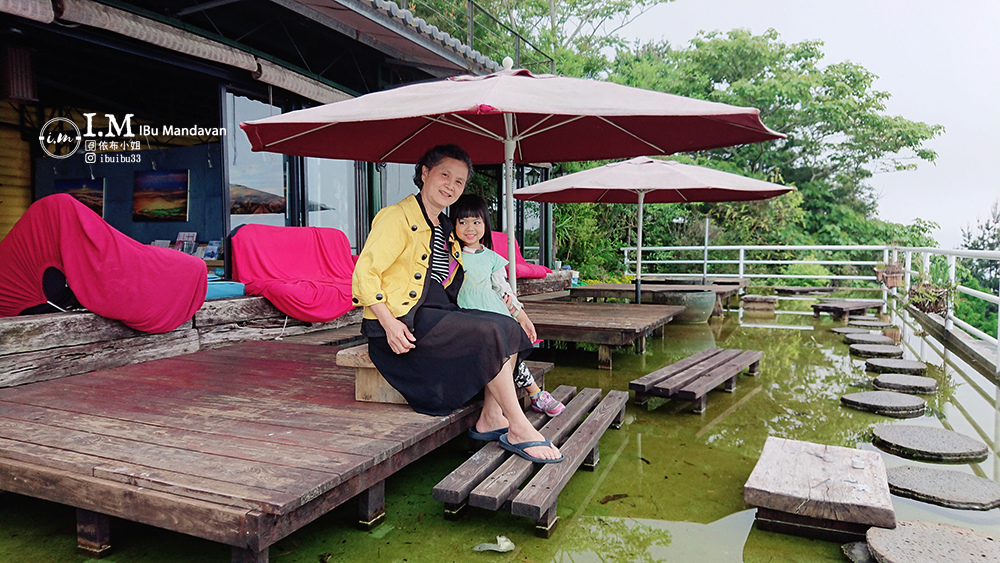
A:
383,317,417,354
370,302,416,354
515,310,537,342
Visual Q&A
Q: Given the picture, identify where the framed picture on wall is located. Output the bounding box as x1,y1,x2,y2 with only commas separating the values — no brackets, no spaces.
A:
53,178,105,218
133,169,189,221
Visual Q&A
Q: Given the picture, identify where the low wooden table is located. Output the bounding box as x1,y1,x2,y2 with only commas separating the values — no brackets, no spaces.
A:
569,283,742,316
811,299,884,321
522,301,684,369
630,347,762,413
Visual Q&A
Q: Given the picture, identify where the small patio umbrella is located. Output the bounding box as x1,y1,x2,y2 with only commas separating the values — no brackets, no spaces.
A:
513,157,796,302
240,59,784,289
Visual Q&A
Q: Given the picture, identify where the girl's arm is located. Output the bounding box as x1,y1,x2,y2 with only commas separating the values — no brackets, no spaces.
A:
490,268,523,315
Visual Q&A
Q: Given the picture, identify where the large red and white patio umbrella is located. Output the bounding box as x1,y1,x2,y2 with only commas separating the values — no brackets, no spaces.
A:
514,157,796,301
240,59,784,288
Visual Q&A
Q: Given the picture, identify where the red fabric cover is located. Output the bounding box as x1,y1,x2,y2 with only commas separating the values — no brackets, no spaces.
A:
0,194,207,333
490,231,553,279
231,224,355,323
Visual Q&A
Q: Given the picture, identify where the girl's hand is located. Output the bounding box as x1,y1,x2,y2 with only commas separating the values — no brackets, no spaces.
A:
516,311,537,342
503,293,516,314
384,317,416,354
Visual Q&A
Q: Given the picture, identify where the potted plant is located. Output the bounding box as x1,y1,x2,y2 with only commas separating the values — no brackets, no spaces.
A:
906,280,953,314
874,262,904,288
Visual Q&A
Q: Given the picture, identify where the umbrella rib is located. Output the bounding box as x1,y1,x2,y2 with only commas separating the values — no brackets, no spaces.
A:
380,115,503,161
381,120,438,161
596,116,666,153
262,122,337,149
517,115,585,141
446,114,505,141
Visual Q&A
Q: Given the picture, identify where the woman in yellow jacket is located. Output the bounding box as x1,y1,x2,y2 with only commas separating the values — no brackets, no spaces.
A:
352,144,562,464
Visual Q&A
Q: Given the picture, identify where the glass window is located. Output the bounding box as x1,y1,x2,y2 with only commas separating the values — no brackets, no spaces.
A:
225,93,288,230
382,162,416,207
305,157,357,252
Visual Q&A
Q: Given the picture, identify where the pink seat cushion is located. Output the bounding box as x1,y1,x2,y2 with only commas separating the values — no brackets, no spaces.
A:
490,231,553,279
231,224,355,323
0,194,207,333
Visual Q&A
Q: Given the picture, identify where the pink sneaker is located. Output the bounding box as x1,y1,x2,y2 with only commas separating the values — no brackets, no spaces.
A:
531,391,565,416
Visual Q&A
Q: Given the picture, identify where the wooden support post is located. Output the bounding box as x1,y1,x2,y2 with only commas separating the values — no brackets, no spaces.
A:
76,508,111,558
598,345,612,370
358,480,386,530
692,395,707,414
634,335,646,355
583,443,600,471
232,546,268,563
724,375,738,393
747,360,761,376
652,324,665,337
534,501,559,538
611,403,626,429
443,501,465,521
634,391,649,406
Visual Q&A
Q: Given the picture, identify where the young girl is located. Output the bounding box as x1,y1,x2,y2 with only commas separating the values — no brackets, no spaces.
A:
451,194,565,416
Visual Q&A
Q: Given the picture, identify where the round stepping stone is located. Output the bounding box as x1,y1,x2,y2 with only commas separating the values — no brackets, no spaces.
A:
848,315,878,321
867,521,1000,563
831,327,873,335
841,542,876,563
873,374,938,394
866,358,927,374
887,465,1000,510
841,391,926,418
873,425,988,462
849,319,893,329
845,333,895,345
850,344,903,358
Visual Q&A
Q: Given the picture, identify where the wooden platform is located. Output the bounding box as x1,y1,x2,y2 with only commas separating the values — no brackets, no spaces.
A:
569,283,742,316
811,299,884,321
630,347,762,413
522,301,684,369
773,286,837,294
0,341,501,562
636,276,750,289
744,437,895,542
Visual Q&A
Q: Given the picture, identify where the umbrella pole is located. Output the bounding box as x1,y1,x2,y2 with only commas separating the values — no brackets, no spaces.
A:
635,191,645,304
504,124,517,293
702,216,709,285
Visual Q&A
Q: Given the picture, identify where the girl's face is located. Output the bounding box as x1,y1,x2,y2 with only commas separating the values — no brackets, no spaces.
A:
456,215,486,249
420,156,468,214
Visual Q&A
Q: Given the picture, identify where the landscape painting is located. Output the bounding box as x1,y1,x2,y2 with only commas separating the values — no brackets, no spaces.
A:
133,170,189,221
53,178,105,217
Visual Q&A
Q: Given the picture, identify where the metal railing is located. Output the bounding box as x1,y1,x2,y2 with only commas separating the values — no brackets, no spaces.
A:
621,243,1000,364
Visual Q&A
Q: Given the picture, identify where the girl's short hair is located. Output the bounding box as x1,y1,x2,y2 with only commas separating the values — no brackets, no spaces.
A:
450,193,493,249
413,144,474,190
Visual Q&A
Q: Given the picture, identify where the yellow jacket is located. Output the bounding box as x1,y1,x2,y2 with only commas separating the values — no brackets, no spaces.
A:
352,194,463,320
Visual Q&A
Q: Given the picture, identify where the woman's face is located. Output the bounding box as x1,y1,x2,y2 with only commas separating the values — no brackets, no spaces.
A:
420,156,468,214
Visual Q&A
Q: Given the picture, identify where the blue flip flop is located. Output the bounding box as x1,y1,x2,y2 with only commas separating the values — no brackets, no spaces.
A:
468,426,508,441
499,433,565,464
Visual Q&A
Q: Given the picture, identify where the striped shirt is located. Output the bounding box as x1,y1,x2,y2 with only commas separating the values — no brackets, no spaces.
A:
428,224,450,284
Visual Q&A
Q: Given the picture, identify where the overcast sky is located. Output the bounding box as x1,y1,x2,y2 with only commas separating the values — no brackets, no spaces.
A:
618,0,1000,249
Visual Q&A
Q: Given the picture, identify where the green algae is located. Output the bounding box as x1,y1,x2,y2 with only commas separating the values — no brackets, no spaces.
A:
3,299,999,562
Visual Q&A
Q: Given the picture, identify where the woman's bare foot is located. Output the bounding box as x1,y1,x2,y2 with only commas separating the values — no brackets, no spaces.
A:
505,427,561,460
474,413,509,434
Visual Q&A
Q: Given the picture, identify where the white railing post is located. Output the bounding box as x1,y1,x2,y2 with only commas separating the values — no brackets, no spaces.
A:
904,251,912,292
739,247,745,280
921,251,930,280
884,248,890,266
946,254,956,333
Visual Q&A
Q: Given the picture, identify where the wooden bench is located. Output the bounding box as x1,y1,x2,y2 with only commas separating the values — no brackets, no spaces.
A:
336,344,551,406
629,347,763,413
810,300,884,321
432,385,628,537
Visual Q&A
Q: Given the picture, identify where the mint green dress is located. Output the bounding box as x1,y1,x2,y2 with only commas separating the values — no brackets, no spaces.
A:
458,248,510,316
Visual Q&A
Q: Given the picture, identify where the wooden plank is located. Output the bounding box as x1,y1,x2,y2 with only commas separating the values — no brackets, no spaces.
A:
676,350,764,399
651,349,744,397
629,348,723,392
0,312,186,355
468,388,602,511
432,386,577,505
194,296,286,327
755,507,870,543
0,458,254,547
196,309,360,349
511,390,629,519
743,437,895,528
0,329,200,388
280,324,364,346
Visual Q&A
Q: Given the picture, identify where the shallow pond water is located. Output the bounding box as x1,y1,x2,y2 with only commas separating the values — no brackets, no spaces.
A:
3,293,999,562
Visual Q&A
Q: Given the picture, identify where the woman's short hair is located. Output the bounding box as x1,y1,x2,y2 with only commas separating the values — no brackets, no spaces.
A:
413,144,474,190
450,194,493,249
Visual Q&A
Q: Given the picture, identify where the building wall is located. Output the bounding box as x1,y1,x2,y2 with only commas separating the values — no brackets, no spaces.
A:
0,104,31,241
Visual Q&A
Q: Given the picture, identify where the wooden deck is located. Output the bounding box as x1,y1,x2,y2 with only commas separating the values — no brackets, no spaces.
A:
523,301,683,369
0,341,499,562
568,283,743,316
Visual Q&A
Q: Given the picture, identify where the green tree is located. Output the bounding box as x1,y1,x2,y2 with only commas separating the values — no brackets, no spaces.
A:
961,199,1000,291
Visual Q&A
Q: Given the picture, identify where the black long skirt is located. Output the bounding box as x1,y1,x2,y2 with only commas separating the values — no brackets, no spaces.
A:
364,282,533,416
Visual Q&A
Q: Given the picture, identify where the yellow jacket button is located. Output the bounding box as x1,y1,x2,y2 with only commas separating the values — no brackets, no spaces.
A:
422,254,428,260
352,297,359,304
375,293,383,300
409,291,417,298
414,272,421,280
411,225,418,231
